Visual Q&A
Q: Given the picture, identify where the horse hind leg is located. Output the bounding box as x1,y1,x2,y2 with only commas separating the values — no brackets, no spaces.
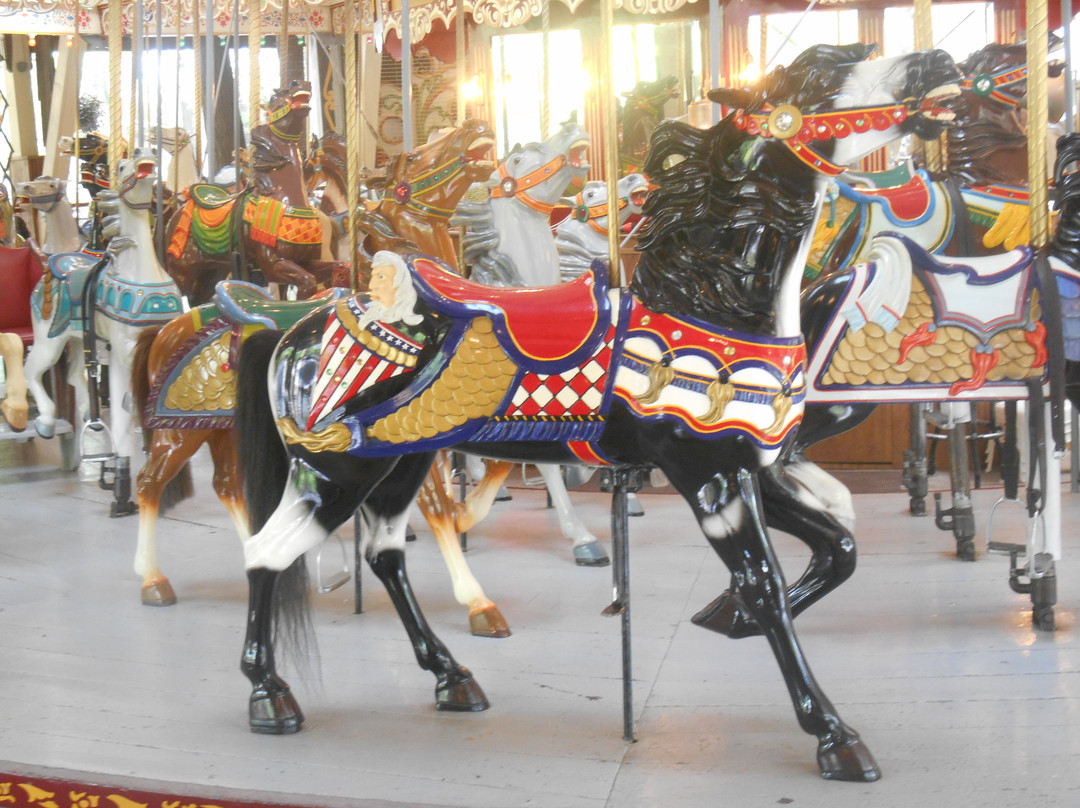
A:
364,452,488,711
678,466,879,782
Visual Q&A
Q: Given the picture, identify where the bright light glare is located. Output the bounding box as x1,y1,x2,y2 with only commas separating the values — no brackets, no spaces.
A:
461,78,482,101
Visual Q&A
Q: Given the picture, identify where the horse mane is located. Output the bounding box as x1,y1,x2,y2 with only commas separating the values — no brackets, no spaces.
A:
1051,133,1080,267
632,45,869,332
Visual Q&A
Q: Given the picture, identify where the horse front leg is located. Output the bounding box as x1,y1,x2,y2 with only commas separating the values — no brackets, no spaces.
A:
21,326,70,437
415,456,510,638
693,461,857,638
676,466,879,782
536,463,610,566
134,427,204,605
0,333,28,430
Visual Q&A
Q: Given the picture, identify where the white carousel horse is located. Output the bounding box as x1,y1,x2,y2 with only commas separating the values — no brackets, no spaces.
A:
555,173,649,281
15,177,81,254
150,126,199,192
23,149,183,514
451,118,609,564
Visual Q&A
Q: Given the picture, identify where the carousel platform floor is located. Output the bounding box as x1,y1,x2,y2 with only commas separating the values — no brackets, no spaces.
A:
2,437,1080,808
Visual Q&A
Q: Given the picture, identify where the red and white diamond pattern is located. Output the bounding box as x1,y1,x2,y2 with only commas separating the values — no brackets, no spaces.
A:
507,327,615,417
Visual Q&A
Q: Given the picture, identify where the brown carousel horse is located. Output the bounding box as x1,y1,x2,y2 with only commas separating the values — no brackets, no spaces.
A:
129,123,511,634
162,80,338,305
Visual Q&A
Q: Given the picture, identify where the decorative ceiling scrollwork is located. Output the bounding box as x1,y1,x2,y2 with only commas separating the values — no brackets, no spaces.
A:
376,0,698,40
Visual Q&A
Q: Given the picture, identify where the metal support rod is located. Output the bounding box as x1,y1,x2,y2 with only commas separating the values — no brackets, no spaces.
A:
1064,0,1076,132
708,0,720,125
402,0,413,150
205,0,216,176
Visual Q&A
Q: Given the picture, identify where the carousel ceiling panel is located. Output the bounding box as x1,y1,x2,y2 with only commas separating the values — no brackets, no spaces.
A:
0,0,338,35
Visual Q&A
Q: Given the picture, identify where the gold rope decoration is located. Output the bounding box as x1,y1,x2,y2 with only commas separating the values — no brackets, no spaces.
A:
248,0,262,128
913,0,941,173
108,0,123,182
1026,0,1050,249
345,0,360,290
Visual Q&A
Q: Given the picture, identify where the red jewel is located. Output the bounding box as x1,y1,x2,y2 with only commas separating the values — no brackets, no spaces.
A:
872,112,890,130
394,181,411,204
798,125,814,143
221,362,230,372
747,119,761,135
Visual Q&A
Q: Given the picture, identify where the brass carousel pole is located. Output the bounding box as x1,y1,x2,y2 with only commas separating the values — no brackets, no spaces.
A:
249,0,262,128
108,0,123,181
913,0,941,172
599,0,620,287
1028,0,1051,249
346,0,360,291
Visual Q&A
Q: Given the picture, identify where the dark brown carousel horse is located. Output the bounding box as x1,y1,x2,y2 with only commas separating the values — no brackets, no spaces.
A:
162,80,339,305
618,75,679,175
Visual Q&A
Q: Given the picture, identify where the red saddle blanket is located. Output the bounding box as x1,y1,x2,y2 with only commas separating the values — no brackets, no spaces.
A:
410,257,608,365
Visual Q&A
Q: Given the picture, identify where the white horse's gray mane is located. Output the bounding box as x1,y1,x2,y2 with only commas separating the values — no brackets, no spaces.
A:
95,190,122,242
450,185,523,287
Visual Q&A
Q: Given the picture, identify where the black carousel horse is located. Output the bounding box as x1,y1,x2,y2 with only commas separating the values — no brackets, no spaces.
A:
232,44,961,781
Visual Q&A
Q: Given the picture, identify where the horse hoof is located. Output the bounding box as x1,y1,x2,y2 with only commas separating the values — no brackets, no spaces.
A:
495,486,512,502
249,685,304,734
626,493,645,517
141,580,178,607
574,542,611,567
469,605,512,638
436,672,490,712
691,592,761,638
33,420,55,439
818,732,881,782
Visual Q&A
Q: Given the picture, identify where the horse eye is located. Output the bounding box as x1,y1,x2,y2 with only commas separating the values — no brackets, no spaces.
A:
662,153,686,170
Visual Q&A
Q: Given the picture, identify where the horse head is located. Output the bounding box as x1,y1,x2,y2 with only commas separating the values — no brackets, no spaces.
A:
620,75,679,165
709,44,960,172
563,172,649,233
383,119,495,213
149,126,190,155
638,44,961,334
114,147,159,210
495,117,590,208
15,176,67,213
264,79,312,140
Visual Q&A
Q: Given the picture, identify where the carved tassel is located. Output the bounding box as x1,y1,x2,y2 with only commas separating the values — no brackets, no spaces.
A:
635,361,675,405
1024,321,1048,367
949,348,999,396
897,321,937,364
701,377,735,424
766,391,793,436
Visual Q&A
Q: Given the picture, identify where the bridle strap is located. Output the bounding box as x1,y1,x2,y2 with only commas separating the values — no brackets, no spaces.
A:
385,154,468,219
734,102,911,177
962,65,1028,107
491,153,569,216
572,194,629,234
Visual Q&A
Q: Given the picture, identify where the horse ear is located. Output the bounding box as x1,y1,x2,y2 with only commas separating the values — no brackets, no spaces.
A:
707,88,753,110
839,42,876,63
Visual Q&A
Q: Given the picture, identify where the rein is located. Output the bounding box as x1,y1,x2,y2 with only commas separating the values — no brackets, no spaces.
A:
119,169,154,210
387,154,467,219
25,189,64,213
733,102,911,176
962,65,1027,107
491,153,569,215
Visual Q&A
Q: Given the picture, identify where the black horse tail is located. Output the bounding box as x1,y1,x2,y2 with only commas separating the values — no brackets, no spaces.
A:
1052,132,1080,266
235,328,317,677
131,325,194,512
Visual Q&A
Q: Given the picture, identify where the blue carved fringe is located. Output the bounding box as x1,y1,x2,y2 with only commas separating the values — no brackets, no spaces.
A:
471,417,604,443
